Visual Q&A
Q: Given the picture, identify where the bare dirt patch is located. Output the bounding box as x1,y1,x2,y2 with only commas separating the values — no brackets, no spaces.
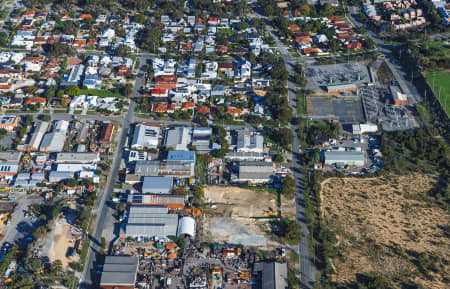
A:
202,186,295,247
320,174,449,288
47,219,80,269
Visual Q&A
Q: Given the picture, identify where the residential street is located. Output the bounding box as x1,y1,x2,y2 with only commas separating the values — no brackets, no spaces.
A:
78,55,147,288
267,25,318,289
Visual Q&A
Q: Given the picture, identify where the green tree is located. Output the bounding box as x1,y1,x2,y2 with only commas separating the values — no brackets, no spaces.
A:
24,115,33,127
191,185,205,206
40,115,51,121
173,186,189,195
0,32,8,47
65,179,78,187
25,258,42,272
281,218,302,245
329,39,340,53
51,260,63,275
140,26,162,52
321,3,334,16
65,85,80,97
101,237,106,249
273,154,284,163
271,128,293,150
299,4,311,16
122,83,133,98
281,175,296,199
115,44,130,57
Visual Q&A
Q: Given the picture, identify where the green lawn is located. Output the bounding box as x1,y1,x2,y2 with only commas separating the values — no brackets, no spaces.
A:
195,155,208,185
425,71,450,115
79,89,121,98
0,8,9,20
296,91,306,114
4,109,19,113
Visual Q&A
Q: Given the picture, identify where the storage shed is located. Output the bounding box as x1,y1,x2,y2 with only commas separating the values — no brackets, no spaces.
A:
177,216,196,238
324,151,365,167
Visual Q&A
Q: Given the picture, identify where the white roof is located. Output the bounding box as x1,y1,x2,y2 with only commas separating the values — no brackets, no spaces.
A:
178,216,195,238
56,163,97,172
177,216,195,238
131,124,160,149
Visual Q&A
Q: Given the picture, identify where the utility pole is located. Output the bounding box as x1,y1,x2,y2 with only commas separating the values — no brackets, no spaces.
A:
439,87,442,103
445,93,448,114
303,90,306,115
433,72,436,91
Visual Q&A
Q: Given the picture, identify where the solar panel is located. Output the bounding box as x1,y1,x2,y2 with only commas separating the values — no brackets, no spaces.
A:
132,195,142,203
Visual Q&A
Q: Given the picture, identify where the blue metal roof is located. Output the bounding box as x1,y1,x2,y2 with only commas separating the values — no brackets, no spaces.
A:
167,150,195,163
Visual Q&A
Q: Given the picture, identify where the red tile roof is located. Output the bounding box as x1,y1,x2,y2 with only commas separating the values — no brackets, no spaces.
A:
181,102,195,110
196,105,210,114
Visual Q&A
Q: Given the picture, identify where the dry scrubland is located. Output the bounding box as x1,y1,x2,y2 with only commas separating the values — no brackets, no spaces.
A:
320,174,449,288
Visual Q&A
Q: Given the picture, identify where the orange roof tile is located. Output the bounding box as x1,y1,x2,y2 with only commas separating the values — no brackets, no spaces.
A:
196,105,210,114
181,102,195,109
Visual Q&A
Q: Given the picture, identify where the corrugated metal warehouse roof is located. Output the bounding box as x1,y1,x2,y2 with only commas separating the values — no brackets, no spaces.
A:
324,151,364,161
167,150,195,163
100,256,138,287
40,132,66,152
127,205,169,216
262,262,288,289
55,152,100,163
127,194,185,207
104,256,138,265
142,176,173,194
238,161,275,179
324,151,365,167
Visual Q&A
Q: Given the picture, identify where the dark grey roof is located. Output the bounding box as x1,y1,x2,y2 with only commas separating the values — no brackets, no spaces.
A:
238,161,274,179
103,263,138,272
104,256,139,265
262,262,288,289
100,256,138,286
127,205,169,216
100,272,136,286
122,222,177,238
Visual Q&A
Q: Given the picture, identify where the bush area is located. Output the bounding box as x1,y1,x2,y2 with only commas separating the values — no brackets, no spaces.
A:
298,118,342,147
381,128,449,207
271,218,302,246
195,154,210,185
302,99,449,288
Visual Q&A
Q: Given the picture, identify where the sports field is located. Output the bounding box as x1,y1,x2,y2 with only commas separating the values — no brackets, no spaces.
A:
426,71,450,115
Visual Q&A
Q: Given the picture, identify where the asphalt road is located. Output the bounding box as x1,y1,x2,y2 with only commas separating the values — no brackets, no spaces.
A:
78,56,148,288
267,25,317,289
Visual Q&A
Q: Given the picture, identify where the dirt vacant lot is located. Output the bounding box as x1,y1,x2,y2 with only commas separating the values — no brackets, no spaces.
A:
320,174,449,288
203,186,295,247
47,220,80,269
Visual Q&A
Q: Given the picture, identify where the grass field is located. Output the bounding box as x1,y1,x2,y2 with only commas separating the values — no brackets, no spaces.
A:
79,89,121,98
425,71,450,115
